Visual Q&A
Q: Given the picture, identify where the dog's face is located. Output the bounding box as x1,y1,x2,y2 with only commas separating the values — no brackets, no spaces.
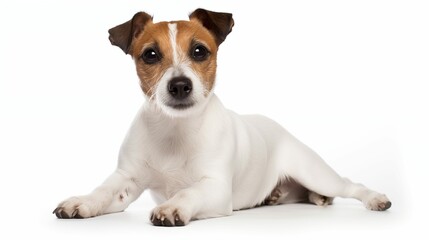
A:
108,9,234,117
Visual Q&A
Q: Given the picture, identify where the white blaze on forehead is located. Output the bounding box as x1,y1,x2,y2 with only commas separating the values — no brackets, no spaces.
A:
168,23,179,66
154,23,211,117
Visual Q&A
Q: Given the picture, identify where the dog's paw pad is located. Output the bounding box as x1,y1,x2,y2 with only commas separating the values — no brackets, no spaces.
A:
174,213,185,226
366,194,391,211
53,207,70,219
264,187,283,205
308,192,334,206
150,206,188,227
150,213,174,226
53,196,94,219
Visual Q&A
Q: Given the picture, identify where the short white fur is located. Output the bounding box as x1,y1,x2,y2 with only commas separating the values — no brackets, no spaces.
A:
55,13,391,225
168,23,179,66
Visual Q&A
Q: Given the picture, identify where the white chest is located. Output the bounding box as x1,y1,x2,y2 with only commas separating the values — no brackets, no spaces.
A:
144,153,200,201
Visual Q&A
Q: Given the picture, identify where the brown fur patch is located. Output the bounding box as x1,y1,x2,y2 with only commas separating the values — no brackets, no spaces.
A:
176,21,218,93
131,22,173,97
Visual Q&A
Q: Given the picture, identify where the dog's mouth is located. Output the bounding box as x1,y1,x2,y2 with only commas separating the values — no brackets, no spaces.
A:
166,101,195,110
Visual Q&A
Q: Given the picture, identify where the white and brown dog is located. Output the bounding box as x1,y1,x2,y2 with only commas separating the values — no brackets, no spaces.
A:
54,9,391,226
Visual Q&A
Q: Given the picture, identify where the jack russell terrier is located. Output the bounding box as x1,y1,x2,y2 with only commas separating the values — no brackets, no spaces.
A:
54,8,391,226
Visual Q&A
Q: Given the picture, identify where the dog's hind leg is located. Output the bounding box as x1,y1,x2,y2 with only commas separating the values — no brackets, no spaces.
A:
263,178,333,206
238,115,390,211
277,139,391,211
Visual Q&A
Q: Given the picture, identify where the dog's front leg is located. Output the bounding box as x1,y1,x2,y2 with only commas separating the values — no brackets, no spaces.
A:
150,178,232,226
53,169,144,218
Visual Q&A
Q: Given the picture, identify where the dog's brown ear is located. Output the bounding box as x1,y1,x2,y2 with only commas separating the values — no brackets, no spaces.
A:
189,8,234,46
108,12,153,54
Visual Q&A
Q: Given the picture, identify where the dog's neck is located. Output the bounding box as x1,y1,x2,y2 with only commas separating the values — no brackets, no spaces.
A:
142,94,223,142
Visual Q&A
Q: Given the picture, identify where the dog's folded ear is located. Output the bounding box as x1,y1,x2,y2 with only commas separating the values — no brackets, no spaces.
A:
189,8,234,46
108,12,153,54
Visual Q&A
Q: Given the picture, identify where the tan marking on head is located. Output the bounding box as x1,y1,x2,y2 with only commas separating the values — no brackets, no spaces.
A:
131,22,174,97
108,9,234,105
176,21,218,93
130,20,219,98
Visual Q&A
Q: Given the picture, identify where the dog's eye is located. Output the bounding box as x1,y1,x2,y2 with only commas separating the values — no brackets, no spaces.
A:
141,48,161,64
191,44,209,61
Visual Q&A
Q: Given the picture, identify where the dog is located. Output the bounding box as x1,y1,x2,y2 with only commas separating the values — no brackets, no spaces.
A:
53,8,391,226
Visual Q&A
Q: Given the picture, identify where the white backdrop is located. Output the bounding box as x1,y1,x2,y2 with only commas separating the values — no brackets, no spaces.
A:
0,0,428,239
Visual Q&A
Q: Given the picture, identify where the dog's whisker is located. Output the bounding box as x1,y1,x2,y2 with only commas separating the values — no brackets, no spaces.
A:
147,84,159,102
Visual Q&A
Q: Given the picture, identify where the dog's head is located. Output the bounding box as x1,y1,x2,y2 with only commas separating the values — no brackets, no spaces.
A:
108,9,234,117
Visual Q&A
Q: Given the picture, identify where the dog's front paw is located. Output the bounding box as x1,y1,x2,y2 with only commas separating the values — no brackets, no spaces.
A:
150,204,190,227
53,196,99,219
365,193,392,211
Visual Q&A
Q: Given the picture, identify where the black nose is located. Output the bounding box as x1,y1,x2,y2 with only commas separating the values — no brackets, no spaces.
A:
167,77,193,100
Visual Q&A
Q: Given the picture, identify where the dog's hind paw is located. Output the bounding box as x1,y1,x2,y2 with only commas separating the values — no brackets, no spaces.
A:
308,191,334,206
264,187,283,205
365,193,392,211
